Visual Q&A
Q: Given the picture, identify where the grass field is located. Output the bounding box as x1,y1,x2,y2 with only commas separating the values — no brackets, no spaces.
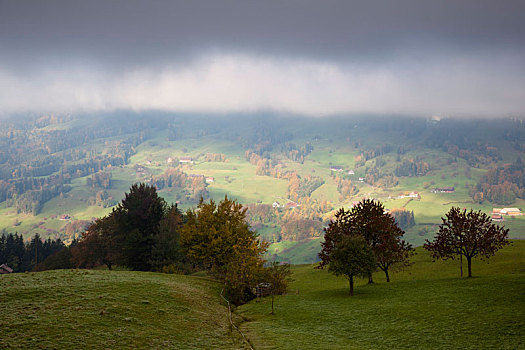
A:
239,240,525,350
0,270,248,349
1,241,522,349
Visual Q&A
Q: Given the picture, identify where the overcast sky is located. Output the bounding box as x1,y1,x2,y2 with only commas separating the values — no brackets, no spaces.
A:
1,0,524,118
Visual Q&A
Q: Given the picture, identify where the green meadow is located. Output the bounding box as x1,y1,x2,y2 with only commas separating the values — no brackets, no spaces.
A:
0,270,248,349
1,241,523,349
239,240,525,350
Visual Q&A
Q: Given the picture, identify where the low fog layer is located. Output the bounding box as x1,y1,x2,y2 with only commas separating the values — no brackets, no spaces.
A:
1,0,524,118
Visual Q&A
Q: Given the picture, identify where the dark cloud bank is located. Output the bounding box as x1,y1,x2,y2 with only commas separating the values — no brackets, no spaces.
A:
1,0,524,117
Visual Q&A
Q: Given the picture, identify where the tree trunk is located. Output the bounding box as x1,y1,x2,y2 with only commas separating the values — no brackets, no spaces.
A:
367,271,374,284
349,276,354,296
467,256,472,277
460,254,463,277
384,269,390,282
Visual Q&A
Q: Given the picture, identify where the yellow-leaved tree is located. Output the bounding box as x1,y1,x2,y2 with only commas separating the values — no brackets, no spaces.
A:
181,196,268,304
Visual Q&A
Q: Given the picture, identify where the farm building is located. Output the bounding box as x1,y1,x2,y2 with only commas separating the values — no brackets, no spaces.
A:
348,170,355,175
491,214,503,222
330,166,343,172
272,201,281,208
205,176,214,183
397,191,420,199
494,208,522,216
431,187,454,193
179,157,194,164
0,264,13,274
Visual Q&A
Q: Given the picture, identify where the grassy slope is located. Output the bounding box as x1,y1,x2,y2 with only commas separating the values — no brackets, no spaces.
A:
239,240,525,350
0,270,247,349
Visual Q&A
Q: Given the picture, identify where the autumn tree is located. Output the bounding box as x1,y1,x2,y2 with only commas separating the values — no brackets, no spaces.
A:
424,207,509,277
71,214,119,270
181,196,268,304
318,199,413,283
328,235,376,296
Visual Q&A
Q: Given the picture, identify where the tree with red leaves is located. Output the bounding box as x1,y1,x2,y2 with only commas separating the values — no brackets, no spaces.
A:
71,214,119,270
318,199,413,283
424,207,509,277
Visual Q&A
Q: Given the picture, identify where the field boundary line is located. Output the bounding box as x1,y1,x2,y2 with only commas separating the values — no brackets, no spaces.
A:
220,288,254,350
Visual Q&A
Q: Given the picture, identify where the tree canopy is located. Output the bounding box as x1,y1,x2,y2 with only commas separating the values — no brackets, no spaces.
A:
424,207,509,277
319,199,413,283
181,196,268,304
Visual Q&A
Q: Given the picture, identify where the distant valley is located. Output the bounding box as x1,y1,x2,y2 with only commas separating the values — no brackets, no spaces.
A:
1,113,524,263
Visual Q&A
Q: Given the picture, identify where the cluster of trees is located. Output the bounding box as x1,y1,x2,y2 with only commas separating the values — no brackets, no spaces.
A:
474,157,525,205
280,218,324,241
394,159,430,177
0,232,68,272
151,168,209,202
287,174,324,201
354,144,393,167
280,142,313,164
71,183,179,271
334,176,359,200
318,199,414,295
204,153,227,162
364,167,399,188
86,171,112,189
319,200,510,296
244,203,330,243
6,184,71,215
65,184,282,305
389,209,416,229
238,123,292,156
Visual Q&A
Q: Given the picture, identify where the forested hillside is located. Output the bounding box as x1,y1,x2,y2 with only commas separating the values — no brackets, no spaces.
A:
1,114,524,263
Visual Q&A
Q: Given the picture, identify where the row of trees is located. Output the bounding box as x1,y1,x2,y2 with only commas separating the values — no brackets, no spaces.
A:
0,232,67,272
318,200,509,295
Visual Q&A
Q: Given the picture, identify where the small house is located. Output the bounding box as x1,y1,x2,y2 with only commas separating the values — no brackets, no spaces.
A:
0,264,13,274
179,157,194,164
330,166,343,172
491,214,503,222
205,176,214,183
431,187,455,193
272,201,281,208
348,170,355,175
502,208,521,216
